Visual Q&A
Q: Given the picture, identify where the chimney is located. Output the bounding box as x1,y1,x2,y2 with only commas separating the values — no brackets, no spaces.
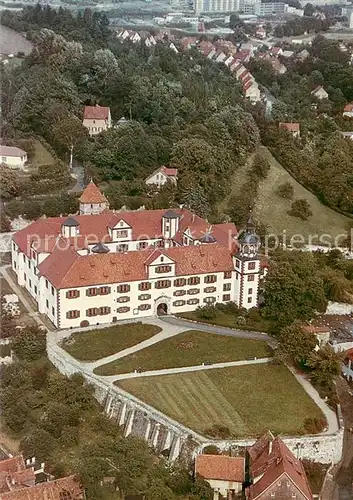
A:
192,213,195,222
269,440,273,455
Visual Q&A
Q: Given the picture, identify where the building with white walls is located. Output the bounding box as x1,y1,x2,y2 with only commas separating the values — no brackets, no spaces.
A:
11,183,264,329
194,0,240,13
0,145,27,169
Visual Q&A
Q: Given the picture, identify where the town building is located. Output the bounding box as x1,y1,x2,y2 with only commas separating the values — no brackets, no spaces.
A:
343,103,353,118
0,454,85,499
279,122,300,137
246,432,313,499
0,145,27,170
195,454,244,498
194,0,240,14
11,183,264,329
82,105,112,136
342,348,353,382
145,166,178,188
311,85,329,100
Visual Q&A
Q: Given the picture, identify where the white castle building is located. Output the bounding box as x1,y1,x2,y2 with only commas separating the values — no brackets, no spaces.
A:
11,182,265,329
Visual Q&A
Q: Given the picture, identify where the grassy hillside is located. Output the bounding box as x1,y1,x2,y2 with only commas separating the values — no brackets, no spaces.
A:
224,146,350,241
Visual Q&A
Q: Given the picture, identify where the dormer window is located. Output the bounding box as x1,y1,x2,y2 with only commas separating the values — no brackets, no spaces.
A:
156,265,171,273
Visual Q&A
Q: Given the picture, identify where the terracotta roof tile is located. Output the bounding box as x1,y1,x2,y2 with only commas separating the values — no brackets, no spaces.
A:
0,146,27,157
0,474,84,500
0,458,25,474
279,122,300,133
344,103,353,112
79,182,108,204
83,105,110,120
195,454,244,482
161,166,178,177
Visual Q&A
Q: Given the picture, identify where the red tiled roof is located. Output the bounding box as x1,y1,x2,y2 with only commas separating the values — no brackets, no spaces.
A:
0,474,84,500
279,122,300,133
79,181,108,204
38,243,234,289
243,80,255,92
247,436,313,500
302,325,330,334
83,105,110,120
344,103,353,112
0,146,27,157
196,454,244,483
0,458,25,474
161,166,177,177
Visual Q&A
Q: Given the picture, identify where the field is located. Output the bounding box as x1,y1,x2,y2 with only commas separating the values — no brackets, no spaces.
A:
31,139,56,167
177,310,276,333
223,146,350,240
61,323,161,361
117,364,325,437
94,329,271,375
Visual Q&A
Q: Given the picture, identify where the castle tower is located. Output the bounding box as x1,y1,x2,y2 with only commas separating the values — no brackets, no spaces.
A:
234,214,261,309
79,180,109,215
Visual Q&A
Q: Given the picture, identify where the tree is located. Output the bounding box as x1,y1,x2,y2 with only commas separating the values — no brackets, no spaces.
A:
20,429,56,462
288,199,312,220
12,325,46,361
263,252,327,327
0,165,20,199
0,296,16,338
3,400,29,432
276,182,294,200
304,3,315,16
0,212,11,232
307,345,343,385
251,153,270,180
276,322,317,365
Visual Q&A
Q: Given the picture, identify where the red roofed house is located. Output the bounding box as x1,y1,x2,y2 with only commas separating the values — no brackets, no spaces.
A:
0,454,85,499
82,105,111,136
279,122,300,138
342,348,353,382
145,166,178,188
195,454,244,498
246,432,313,500
343,103,353,118
11,182,264,327
79,180,109,215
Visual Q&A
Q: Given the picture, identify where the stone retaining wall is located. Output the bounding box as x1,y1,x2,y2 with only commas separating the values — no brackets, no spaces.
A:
47,343,344,464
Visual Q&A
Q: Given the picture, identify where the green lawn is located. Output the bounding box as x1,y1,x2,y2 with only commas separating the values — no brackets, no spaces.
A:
31,139,55,167
61,323,162,361
94,330,271,375
117,364,325,438
177,310,276,333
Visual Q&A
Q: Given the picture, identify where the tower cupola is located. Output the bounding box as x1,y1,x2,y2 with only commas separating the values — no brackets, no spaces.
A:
61,217,80,238
237,213,260,258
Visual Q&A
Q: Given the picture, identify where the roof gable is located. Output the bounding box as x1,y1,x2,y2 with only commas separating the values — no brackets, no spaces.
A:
83,105,110,120
79,182,107,204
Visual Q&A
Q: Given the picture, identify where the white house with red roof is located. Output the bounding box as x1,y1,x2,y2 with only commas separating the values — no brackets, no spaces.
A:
246,432,313,500
82,105,111,136
279,122,300,138
195,454,244,498
11,183,264,328
0,145,27,170
145,166,178,188
343,103,353,118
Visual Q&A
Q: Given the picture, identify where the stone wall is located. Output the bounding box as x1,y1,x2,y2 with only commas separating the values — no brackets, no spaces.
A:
47,343,344,464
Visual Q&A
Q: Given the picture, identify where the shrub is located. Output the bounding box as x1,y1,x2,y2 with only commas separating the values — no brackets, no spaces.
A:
12,325,46,361
303,417,326,434
250,153,271,180
235,315,246,326
216,301,242,316
276,182,294,200
202,445,220,455
288,199,313,220
195,305,217,320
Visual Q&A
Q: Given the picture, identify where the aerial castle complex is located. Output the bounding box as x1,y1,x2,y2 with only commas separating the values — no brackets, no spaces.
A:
11,182,264,329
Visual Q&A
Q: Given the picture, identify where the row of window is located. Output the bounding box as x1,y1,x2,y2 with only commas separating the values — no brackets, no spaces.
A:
235,260,256,270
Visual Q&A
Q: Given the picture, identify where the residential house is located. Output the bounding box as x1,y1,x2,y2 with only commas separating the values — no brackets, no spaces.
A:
11,185,265,328
279,122,300,137
255,26,266,40
82,105,111,136
180,37,198,51
246,432,313,500
0,454,85,499
311,85,329,100
269,57,287,74
343,103,353,118
195,454,244,499
302,324,331,350
282,50,294,58
145,166,178,187
0,145,27,170
116,116,130,128
244,80,261,103
297,49,310,61
269,46,283,57
169,42,179,53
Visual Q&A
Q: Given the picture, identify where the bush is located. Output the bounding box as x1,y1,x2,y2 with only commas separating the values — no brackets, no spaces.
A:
195,305,217,320
276,182,294,200
288,199,313,220
250,153,271,180
235,315,246,326
303,417,326,434
59,426,79,447
202,445,221,455
216,301,242,316
12,325,46,361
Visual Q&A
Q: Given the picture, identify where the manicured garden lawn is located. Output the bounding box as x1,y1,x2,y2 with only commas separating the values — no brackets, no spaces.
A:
177,310,276,333
117,364,325,438
61,323,161,361
94,330,271,375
